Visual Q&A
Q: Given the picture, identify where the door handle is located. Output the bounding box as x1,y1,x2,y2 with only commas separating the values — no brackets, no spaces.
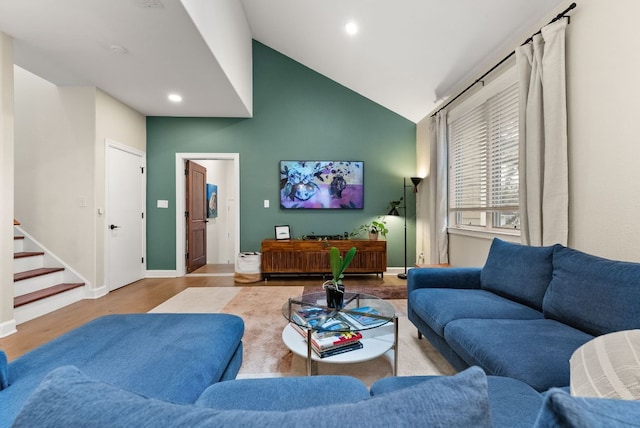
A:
110,224,120,230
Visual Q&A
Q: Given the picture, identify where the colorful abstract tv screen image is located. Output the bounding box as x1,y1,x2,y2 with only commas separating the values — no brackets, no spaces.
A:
280,161,364,209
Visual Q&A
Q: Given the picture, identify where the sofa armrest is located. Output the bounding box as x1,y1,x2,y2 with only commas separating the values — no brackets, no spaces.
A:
407,267,482,294
195,376,370,411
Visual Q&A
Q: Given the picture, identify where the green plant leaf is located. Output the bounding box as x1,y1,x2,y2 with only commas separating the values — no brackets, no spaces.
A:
329,246,357,282
341,247,357,273
330,247,342,280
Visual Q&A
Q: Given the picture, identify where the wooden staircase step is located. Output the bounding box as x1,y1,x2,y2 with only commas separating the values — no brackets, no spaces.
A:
14,267,64,282
14,236,24,240
14,251,45,259
14,283,84,308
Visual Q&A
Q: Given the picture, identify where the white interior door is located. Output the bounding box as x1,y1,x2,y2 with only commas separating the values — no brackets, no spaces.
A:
107,142,145,291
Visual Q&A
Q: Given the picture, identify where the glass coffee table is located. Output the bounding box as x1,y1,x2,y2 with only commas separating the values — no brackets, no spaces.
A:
282,291,398,376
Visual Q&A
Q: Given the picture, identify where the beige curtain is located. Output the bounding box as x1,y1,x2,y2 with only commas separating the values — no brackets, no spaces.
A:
428,111,449,264
516,19,569,246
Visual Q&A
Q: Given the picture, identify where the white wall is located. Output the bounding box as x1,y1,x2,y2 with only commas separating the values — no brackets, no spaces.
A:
14,67,96,283
180,0,253,115
94,90,146,290
417,0,640,266
565,0,640,262
195,159,235,264
415,117,431,264
13,70,146,295
0,32,15,336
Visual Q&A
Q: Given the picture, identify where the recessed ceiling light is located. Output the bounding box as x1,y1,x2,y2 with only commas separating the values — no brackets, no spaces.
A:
109,44,128,55
134,0,164,8
168,93,182,103
345,21,358,36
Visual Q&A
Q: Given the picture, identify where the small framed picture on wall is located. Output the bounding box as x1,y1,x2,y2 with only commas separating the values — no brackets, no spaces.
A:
275,225,291,240
206,183,218,218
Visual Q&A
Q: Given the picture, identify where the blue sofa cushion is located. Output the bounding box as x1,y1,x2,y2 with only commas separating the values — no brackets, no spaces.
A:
14,366,493,428
196,376,370,410
445,318,594,391
543,246,640,336
0,350,7,390
534,388,640,428
410,288,543,337
371,375,544,428
1,314,244,427
407,267,482,293
480,239,557,310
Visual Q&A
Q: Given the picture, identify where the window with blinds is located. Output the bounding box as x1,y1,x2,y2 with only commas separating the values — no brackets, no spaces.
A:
448,81,520,233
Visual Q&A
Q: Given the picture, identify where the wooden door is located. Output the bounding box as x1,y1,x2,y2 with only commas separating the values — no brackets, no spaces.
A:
186,160,207,273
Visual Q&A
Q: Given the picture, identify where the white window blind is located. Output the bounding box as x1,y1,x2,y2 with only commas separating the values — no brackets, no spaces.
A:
448,81,519,230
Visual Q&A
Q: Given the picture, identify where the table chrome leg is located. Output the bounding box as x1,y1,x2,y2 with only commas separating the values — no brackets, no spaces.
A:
307,329,313,376
394,316,399,376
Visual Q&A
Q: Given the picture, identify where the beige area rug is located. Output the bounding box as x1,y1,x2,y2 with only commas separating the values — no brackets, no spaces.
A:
150,287,455,386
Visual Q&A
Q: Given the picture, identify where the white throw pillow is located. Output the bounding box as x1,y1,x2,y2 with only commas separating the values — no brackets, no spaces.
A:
570,330,640,400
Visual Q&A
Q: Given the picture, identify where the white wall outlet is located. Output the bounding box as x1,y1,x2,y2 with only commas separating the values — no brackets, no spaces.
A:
264,199,270,208
157,200,169,208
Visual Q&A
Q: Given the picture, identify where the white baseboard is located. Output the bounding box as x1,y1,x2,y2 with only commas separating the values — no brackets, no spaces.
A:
146,270,178,278
0,319,17,338
84,285,108,299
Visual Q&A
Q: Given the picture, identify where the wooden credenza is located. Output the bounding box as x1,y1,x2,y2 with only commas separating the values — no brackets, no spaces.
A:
261,239,387,278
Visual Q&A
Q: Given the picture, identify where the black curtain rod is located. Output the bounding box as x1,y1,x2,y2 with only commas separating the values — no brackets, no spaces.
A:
431,2,577,118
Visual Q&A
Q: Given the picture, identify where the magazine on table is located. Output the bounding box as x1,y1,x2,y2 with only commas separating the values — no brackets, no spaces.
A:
312,316,354,336
340,306,387,329
292,306,333,330
291,306,354,331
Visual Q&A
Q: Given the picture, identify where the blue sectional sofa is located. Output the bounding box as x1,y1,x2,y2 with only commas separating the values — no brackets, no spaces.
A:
407,238,640,392
0,313,245,427
9,364,640,427
3,289,640,426
5,250,640,427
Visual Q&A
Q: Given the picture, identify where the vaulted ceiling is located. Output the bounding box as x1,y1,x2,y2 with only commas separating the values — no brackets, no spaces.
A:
0,0,567,123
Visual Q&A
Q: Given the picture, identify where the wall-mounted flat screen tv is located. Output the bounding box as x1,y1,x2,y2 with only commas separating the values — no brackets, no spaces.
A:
280,161,364,209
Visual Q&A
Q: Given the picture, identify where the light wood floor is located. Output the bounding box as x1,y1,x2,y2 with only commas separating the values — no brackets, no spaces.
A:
191,263,236,274
0,269,405,361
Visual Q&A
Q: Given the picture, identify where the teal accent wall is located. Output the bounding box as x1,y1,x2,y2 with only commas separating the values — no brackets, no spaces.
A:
146,41,416,270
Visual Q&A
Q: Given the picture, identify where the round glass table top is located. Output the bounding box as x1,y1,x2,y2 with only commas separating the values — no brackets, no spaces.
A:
282,291,395,333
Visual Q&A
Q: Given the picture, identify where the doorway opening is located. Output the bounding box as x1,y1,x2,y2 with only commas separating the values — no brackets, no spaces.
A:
175,153,240,277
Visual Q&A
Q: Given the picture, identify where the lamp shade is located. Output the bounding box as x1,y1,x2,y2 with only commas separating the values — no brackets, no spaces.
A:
410,177,423,193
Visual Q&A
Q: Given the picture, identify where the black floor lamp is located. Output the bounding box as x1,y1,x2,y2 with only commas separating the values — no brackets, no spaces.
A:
389,177,423,279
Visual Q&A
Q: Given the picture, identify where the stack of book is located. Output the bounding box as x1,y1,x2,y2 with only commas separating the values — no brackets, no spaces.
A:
290,308,363,358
